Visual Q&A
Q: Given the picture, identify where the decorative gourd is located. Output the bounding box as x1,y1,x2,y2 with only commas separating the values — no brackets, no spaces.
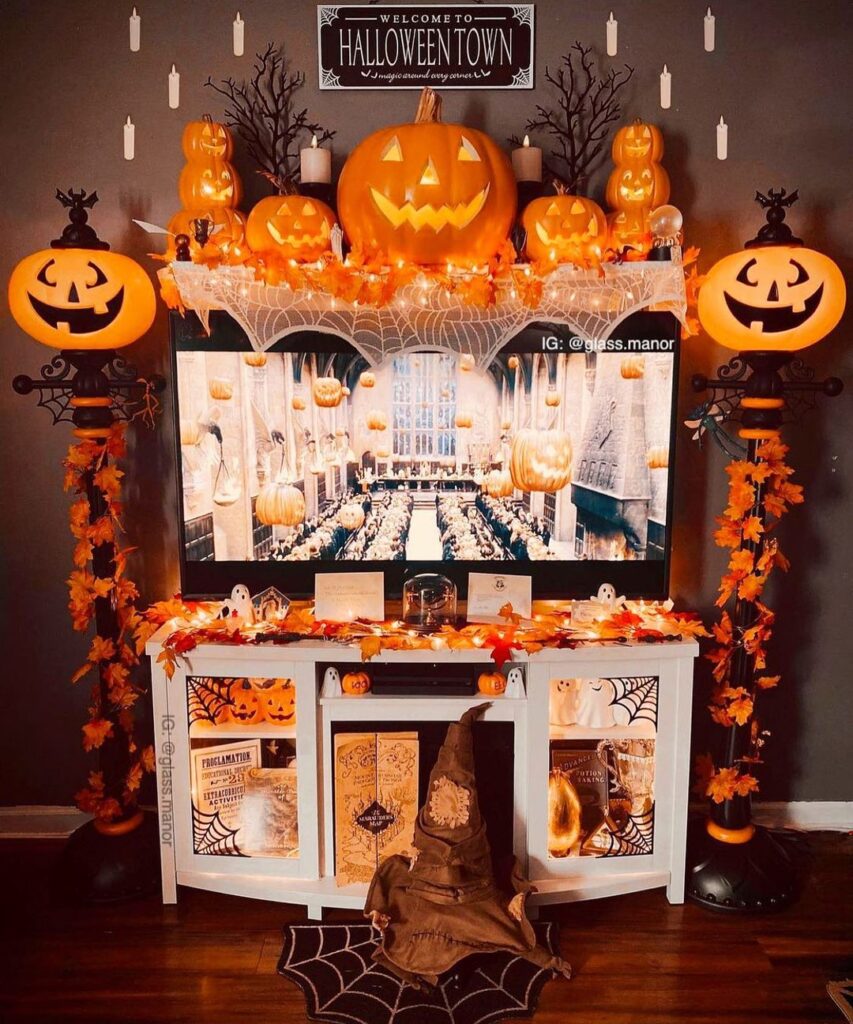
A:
455,411,473,429
486,468,513,498
477,671,507,696
548,769,582,857
246,194,337,261
257,679,296,725
620,355,645,379
180,418,201,446
227,680,265,725
339,504,365,531
337,87,516,266
366,410,388,431
646,445,670,469
605,121,670,253
243,351,267,367
291,396,306,412
341,671,371,695
208,377,234,400
522,189,607,265
313,377,343,408
545,388,561,408
255,483,306,527
509,428,573,493
359,371,376,388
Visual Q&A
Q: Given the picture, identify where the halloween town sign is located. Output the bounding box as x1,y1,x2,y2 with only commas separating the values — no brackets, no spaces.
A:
317,4,534,89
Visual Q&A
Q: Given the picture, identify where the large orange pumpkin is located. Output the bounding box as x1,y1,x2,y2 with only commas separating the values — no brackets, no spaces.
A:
523,190,607,265
509,428,573,493
246,194,337,261
255,483,306,527
337,88,516,266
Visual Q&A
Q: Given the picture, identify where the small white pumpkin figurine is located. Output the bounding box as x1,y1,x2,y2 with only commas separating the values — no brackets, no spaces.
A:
219,584,255,626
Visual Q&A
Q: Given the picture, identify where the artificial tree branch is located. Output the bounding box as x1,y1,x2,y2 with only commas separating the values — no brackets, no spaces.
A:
510,43,633,193
206,42,335,191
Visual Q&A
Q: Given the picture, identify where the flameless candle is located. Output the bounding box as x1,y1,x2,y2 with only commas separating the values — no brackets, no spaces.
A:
168,64,180,109
233,11,244,57
716,116,728,160
606,12,618,57
129,7,141,51
511,134,542,182
300,134,331,183
704,7,716,52
123,115,135,160
660,65,671,109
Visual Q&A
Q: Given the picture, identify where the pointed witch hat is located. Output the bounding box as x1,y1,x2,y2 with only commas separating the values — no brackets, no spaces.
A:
365,703,572,988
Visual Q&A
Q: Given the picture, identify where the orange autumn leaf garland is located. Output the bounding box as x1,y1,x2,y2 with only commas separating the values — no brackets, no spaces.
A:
697,439,802,802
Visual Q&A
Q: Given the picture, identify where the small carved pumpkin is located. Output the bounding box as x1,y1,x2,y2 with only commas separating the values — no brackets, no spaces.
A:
523,191,607,265
610,121,665,165
620,355,645,379
339,503,365,531
228,680,264,725
342,671,371,695
256,678,297,725
246,195,337,260
313,377,343,408
182,115,234,161
255,483,306,527
179,158,242,210
509,428,573,493
478,671,507,696
209,376,233,400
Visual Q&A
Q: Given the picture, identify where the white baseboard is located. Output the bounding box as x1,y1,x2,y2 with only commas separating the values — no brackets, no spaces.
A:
0,805,92,838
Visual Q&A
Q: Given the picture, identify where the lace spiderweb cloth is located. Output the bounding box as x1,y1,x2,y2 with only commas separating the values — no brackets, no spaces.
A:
168,261,687,368
277,921,564,1024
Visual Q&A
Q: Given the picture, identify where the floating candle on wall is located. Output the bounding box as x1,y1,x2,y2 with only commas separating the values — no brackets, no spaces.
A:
704,7,716,52
300,134,331,183
123,115,135,160
168,64,180,109
606,12,618,57
660,65,671,109
511,134,542,182
129,7,141,51
233,11,244,57
716,116,728,160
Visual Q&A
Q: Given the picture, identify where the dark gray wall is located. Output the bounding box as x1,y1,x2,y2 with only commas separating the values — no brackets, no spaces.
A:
1,0,850,806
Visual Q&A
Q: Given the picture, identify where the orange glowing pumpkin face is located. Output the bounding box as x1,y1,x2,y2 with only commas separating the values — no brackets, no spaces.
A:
611,122,664,164
227,680,264,724
182,116,233,160
523,195,607,264
608,164,668,210
337,88,516,266
179,161,241,209
257,679,297,725
698,244,846,351
246,195,337,260
8,247,156,351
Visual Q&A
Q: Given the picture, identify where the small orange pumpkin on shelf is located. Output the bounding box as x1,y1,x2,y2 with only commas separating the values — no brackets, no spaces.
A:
227,680,265,725
246,194,337,261
477,671,507,696
523,187,607,266
341,671,371,696
257,679,297,725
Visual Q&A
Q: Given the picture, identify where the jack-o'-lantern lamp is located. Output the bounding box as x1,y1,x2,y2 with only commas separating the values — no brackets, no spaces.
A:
246,193,337,261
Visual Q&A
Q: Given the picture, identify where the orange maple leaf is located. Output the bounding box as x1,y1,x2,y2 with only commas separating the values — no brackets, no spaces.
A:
728,549,754,578
725,480,756,520
756,674,780,689
741,516,764,543
89,636,116,662
738,574,766,602
82,718,114,752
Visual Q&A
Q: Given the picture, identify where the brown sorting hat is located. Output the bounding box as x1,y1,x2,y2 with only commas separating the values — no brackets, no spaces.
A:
364,702,572,988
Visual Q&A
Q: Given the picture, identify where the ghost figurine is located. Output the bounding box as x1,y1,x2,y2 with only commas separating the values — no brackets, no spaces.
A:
573,582,627,624
218,584,255,626
550,678,578,725
504,666,525,699
575,677,616,729
321,666,342,698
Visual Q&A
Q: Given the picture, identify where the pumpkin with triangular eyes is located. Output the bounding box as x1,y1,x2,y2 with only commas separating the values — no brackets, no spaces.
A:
246,195,337,260
255,679,297,725
698,244,846,352
523,192,607,265
179,159,242,210
227,680,265,725
182,115,233,160
611,122,665,165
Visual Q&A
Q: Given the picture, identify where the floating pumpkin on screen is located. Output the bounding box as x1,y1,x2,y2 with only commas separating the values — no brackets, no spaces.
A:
339,504,366,531
227,680,265,725
523,190,607,265
255,483,306,527
486,468,513,498
375,444,391,458
646,445,669,469
180,418,201,446
313,376,343,408
359,371,376,388
246,194,337,261
545,388,561,408
337,87,516,266
509,428,573,493
366,410,388,431
256,678,297,725
291,396,306,412
620,355,645,379
455,411,473,429
208,376,234,400
243,351,267,367
697,244,846,352
341,671,371,695
477,671,507,696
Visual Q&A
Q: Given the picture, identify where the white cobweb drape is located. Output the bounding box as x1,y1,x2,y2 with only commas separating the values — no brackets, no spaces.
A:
167,260,687,367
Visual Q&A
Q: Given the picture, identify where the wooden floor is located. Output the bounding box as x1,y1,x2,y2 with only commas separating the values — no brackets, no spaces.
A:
1,833,850,1023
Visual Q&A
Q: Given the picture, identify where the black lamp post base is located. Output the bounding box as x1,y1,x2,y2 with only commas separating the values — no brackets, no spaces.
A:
55,811,160,904
686,820,804,913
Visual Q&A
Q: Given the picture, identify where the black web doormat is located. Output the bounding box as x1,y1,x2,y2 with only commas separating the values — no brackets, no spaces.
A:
277,921,565,1024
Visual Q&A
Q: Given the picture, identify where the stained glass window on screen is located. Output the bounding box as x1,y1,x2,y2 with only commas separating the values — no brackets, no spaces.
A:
392,354,456,459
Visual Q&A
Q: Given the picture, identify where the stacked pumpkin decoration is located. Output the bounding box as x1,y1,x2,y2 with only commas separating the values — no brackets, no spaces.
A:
168,115,247,261
523,184,607,267
510,428,573,493
246,186,337,262
605,121,670,255
337,87,516,267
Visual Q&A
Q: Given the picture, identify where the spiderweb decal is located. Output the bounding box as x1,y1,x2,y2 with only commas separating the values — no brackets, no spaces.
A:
277,921,563,1024
168,261,687,368
604,809,654,857
192,804,246,856
187,675,235,726
609,676,658,728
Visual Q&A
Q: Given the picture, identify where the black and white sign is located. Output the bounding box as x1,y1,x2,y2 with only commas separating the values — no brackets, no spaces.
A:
317,4,534,90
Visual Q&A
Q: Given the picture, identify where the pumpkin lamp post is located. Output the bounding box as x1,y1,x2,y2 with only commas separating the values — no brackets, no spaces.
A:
688,189,844,911
9,189,164,901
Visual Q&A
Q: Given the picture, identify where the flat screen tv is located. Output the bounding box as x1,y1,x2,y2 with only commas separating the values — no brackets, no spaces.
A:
170,310,680,600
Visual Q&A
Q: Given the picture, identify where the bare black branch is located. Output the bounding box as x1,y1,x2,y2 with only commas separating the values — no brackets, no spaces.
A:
509,43,634,194
205,43,336,193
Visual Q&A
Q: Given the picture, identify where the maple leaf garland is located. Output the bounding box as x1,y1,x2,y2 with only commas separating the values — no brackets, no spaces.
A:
698,440,801,803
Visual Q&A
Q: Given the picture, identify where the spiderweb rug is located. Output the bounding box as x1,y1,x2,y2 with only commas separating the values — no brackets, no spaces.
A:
277,920,565,1024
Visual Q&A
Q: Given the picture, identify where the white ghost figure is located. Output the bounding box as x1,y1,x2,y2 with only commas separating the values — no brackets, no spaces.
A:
550,678,578,725
219,584,255,625
504,666,525,699
322,666,342,698
575,677,616,729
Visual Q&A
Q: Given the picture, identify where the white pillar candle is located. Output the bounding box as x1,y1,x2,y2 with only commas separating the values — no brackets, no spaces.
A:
660,65,671,110
168,64,180,109
129,7,141,52
704,7,715,52
606,12,618,57
233,11,244,57
123,115,135,160
716,116,728,160
511,134,542,182
300,134,332,183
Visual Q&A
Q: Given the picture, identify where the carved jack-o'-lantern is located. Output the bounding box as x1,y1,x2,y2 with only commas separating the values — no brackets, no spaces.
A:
338,503,366,531
337,87,516,266
509,428,573,493
228,680,265,725
179,159,242,210
523,191,608,265
606,210,650,256
611,121,665,165
246,195,337,261
477,671,507,696
243,351,267,368
313,377,343,408
182,115,234,161
256,679,297,725
485,468,513,498
341,671,371,695
255,483,306,527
